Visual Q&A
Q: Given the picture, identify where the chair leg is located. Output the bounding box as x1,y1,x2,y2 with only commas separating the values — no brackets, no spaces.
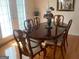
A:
61,46,64,59
63,40,66,53
30,58,33,59
63,42,66,53
30,57,33,59
38,53,40,59
39,53,40,55
19,53,22,59
53,44,57,59
43,48,46,59
65,38,68,47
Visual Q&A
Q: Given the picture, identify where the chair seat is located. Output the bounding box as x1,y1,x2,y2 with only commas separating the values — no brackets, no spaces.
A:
45,35,64,46
30,40,42,55
32,46,41,55
30,38,42,44
25,38,42,55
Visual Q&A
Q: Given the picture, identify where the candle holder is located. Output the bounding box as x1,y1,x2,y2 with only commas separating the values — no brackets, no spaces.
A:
46,28,51,37
44,7,54,29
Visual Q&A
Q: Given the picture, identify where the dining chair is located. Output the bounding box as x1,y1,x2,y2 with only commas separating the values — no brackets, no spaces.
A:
13,29,46,59
44,19,72,59
45,30,66,59
24,18,44,49
53,15,64,26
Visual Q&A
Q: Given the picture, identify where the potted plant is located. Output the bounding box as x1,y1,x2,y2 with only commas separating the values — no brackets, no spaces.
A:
34,9,40,16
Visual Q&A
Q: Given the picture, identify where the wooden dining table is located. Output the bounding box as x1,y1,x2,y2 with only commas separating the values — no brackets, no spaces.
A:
28,22,67,41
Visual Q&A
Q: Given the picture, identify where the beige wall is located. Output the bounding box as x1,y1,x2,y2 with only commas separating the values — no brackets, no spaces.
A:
35,0,79,36
25,0,35,19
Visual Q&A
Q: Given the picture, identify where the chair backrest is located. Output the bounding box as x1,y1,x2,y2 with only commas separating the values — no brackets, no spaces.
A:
53,15,64,26
24,19,34,32
64,19,72,39
66,19,72,34
13,30,30,56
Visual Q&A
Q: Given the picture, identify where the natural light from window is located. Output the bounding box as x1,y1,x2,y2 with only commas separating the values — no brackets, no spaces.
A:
16,0,26,30
0,0,13,38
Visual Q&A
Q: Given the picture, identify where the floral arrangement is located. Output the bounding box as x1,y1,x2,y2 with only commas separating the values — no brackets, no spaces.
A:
44,7,54,29
44,7,54,19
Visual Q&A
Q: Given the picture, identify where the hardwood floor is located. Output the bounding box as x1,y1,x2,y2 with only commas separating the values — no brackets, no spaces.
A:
33,35,79,59
0,35,79,59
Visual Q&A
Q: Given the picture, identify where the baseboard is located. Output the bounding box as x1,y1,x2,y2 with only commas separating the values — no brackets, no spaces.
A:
0,36,14,48
0,34,79,48
68,34,79,40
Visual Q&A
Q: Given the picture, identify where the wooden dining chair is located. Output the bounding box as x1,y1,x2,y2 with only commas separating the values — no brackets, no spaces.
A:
13,29,46,59
53,15,64,26
24,18,44,48
44,19,72,59
45,30,66,59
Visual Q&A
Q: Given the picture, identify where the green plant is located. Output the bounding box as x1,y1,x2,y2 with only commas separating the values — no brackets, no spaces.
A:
34,10,40,16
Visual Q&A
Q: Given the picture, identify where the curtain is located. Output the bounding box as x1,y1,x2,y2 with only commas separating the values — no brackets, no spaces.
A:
16,0,26,30
0,0,13,38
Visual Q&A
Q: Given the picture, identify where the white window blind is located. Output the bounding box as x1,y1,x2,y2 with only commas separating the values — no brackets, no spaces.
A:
16,0,26,30
0,0,13,38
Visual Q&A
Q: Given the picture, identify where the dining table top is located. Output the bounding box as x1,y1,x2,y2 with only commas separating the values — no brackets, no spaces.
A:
28,22,67,40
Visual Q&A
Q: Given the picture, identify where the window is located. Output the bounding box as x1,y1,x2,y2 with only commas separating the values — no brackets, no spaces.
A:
16,0,26,30
0,0,13,38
